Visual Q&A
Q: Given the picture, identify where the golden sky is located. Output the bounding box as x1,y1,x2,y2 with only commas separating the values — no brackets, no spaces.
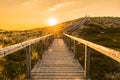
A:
0,0,120,30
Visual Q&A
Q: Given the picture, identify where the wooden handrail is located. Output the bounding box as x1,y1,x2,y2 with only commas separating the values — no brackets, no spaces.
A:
0,34,53,58
0,33,54,79
63,33,120,79
63,33,120,63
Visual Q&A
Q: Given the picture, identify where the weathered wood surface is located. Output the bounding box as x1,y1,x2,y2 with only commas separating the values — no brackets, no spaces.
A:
0,34,53,58
26,45,32,79
84,46,90,79
31,39,85,80
63,33,120,62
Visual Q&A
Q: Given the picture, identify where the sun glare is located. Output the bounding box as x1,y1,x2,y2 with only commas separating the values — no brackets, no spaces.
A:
47,18,57,26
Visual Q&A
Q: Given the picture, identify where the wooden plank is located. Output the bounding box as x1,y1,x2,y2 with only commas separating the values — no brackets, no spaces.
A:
31,75,84,79
32,70,84,73
31,39,85,80
31,72,84,76
30,79,84,80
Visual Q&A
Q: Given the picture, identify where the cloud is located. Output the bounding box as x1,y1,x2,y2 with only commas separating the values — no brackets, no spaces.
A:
22,0,38,6
49,4,63,11
49,1,75,11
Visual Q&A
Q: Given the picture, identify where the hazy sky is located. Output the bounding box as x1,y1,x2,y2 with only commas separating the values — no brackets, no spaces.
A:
0,0,120,30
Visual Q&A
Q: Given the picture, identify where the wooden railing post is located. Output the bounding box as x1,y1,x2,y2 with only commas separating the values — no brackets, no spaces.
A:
74,40,77,59
48,36,51,46
51,36,54,43
69,38,71,50
26,45,31,80
39,40,43,59
65,36,68,45
66,37,69,46
46,37,48,50
63,36,66,44
84,45,90,79
49,36,52,45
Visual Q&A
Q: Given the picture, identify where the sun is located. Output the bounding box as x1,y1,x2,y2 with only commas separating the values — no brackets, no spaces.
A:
47,18,57,26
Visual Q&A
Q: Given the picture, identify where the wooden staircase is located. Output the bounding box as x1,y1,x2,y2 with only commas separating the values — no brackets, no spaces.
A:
31,39,85,80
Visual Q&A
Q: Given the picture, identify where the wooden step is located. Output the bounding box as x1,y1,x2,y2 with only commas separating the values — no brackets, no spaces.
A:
31,75,84,79
32,70,84,73
31,39,85,80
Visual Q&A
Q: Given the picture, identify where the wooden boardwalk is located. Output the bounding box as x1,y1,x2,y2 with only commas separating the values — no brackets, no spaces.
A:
31,39,85,80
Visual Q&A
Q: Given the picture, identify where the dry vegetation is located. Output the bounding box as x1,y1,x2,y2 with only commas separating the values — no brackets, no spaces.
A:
0,17,120,80
70,17,120,80
0,26,65,79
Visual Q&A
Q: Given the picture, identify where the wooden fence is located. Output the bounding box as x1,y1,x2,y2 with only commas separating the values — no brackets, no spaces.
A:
0,34,54,79
63,33,120,79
